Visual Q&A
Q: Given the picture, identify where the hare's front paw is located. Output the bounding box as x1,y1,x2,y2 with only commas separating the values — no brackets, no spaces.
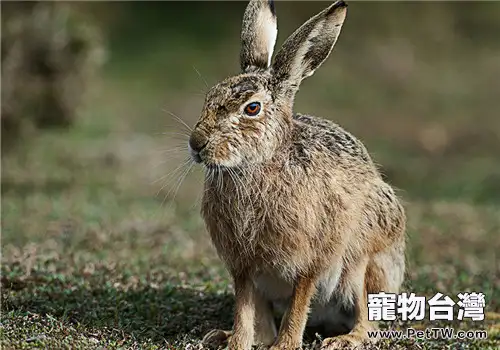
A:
269,344,300,350
269,338,301,350
320,333,369,349
202,329,232,348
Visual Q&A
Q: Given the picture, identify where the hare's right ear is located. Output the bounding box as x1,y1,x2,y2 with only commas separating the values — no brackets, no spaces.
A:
240,0,278,72
271,1,347,99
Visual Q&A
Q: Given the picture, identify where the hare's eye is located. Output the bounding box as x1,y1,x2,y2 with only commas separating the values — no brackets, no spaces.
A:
244,102,261,117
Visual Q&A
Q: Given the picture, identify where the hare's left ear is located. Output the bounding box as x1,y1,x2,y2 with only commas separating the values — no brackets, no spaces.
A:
272,1,347,99
240,0,278,72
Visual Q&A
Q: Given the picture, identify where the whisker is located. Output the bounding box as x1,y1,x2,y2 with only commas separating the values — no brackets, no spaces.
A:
163,161,194,209
154,147,188,155
159,166,189,207
193,65,209,89
152,155,190,169
162,109,193,132
239,166,258,237
189,91,206,98
154,143,188,152
156,131,191,139
216,165,223,193
153,141,188,152
207,167,215,186
153,157,191,187
189,167,206,211
151,154,189,168
227,167,242,210
220,165,225,193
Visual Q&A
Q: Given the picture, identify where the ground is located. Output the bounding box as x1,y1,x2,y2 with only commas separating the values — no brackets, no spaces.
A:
2,3,500,348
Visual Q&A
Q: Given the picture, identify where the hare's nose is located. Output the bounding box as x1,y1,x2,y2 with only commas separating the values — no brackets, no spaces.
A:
188,131,208,163
189,130,208,153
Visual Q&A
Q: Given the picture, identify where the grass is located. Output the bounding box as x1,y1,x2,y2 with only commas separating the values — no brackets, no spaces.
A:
2,2,500,349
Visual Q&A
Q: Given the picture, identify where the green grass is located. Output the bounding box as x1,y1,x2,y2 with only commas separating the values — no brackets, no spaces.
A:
2,2,500,348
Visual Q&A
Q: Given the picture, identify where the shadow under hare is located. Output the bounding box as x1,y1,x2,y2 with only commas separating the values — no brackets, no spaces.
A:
188,1,406,349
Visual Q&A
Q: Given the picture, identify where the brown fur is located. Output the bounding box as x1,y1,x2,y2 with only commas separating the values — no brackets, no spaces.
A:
191,1,406,349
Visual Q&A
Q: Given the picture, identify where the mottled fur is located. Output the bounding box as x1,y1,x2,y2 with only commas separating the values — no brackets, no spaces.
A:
189,1,406,349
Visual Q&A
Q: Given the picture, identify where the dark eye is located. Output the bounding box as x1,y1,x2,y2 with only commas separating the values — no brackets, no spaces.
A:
244,102,261,117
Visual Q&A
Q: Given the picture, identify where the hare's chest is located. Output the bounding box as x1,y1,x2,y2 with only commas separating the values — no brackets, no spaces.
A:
202,176,318,269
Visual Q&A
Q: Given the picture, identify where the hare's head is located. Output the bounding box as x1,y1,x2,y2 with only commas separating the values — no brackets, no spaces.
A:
189,0,347,168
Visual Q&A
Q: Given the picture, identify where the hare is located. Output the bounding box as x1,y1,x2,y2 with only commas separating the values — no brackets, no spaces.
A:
188,1,406,349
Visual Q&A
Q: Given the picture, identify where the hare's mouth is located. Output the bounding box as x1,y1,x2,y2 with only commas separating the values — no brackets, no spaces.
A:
190,152,203,164
205,164,230,171
202,156,244,171
189,141,244,169
188,142,206,164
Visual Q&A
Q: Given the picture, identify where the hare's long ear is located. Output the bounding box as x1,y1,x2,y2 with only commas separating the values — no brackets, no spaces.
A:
272,1,347,99
240,0,278,72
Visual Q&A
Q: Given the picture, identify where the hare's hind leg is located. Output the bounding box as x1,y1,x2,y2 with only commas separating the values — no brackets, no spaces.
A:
321,241,405,349
366,239,406,294
320,257,374,349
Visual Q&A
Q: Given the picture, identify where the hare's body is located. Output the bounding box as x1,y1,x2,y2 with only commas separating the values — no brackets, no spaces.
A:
190,1,406,349
203,113,404,276
202,112,405,338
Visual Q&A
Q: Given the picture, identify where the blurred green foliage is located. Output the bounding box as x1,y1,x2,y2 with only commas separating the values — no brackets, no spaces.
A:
81,1,500,202
1,1,105,150
3,1,500,225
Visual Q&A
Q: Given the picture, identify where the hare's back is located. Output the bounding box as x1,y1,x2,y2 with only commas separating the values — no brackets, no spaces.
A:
293,113,372,164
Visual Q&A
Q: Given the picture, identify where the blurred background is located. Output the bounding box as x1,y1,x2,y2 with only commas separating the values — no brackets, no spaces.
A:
2,1,499,348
